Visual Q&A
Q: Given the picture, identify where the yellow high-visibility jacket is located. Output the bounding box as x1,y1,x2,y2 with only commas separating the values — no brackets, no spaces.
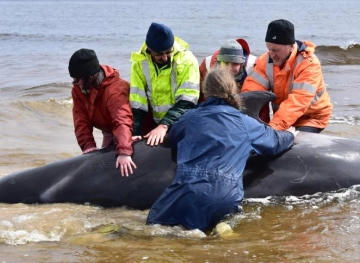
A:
129,36,200,124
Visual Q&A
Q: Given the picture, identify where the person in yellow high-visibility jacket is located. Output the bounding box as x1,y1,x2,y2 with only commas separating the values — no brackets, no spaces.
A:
130,22,200,146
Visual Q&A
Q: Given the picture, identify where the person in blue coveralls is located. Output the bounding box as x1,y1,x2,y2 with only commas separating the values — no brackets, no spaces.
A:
146,66,298,232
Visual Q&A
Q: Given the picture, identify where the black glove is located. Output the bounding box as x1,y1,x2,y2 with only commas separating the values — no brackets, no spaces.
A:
160,100,195,127
132,108,147,136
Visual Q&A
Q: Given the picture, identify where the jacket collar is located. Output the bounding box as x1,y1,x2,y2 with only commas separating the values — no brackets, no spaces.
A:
199,97,229,107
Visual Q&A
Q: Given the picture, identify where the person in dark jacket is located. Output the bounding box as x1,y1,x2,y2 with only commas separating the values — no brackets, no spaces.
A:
69,48,136,177
146,67,298,232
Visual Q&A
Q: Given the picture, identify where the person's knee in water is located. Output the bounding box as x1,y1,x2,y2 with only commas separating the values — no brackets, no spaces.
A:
146,67,298,232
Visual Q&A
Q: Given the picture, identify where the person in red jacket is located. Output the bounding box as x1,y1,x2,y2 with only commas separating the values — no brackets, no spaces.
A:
199,39,249,101
198,39,270,122
241,19,333,132
68,48,136,177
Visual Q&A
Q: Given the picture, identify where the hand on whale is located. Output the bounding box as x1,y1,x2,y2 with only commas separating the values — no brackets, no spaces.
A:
1,91,360,209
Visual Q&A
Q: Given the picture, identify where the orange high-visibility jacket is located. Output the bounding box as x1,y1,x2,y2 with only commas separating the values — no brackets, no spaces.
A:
241,40,333,130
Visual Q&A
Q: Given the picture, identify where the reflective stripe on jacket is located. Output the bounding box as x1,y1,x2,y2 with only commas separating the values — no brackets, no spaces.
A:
241,40,333,130
72,65,133,155
129,36,200,123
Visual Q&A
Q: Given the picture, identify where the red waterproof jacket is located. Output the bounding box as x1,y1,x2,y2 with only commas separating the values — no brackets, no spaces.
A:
242,40,333,130
72,65,133,156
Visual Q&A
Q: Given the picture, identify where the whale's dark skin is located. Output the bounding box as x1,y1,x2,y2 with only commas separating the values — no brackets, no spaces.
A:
0,91,359,209
0,142,175,209
243,131,360,197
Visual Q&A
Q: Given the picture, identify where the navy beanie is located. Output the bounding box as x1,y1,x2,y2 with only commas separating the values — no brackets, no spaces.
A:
265,19,295,45
68,48,101,78
145,22,175,52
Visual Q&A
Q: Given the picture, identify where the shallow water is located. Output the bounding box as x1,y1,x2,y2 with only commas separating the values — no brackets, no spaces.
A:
2,191,360,262
1,0,360,262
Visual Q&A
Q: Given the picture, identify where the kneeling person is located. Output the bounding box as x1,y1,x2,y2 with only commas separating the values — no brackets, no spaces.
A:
146,67,298,232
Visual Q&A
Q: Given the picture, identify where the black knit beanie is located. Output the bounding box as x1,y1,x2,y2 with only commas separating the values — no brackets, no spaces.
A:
265,19,295,45
146,22,174,52
68,48,101,78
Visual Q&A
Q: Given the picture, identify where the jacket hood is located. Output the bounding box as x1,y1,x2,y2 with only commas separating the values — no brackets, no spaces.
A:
131,36,190,62
299,40,316,57
100,65,120,86
198,97,230,107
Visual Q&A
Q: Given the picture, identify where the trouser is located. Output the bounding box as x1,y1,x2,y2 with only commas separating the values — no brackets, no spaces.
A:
295,126,324,133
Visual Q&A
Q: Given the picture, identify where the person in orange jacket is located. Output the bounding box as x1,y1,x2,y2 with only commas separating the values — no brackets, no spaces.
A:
68,48,136,177
241,19,333,133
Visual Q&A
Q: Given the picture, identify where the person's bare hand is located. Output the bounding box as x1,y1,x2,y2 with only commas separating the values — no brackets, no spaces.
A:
286,126,299,137
132,136,142,143
143,124,168,146
115,155,137,177
82,147,98,154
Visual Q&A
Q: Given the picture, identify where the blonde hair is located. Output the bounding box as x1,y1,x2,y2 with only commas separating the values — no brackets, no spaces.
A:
203,66,242,110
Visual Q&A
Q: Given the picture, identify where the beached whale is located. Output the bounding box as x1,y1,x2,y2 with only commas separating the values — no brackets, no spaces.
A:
0,91,360,209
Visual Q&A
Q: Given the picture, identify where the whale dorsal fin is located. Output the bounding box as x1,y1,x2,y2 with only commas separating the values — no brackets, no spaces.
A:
238,91,276,123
